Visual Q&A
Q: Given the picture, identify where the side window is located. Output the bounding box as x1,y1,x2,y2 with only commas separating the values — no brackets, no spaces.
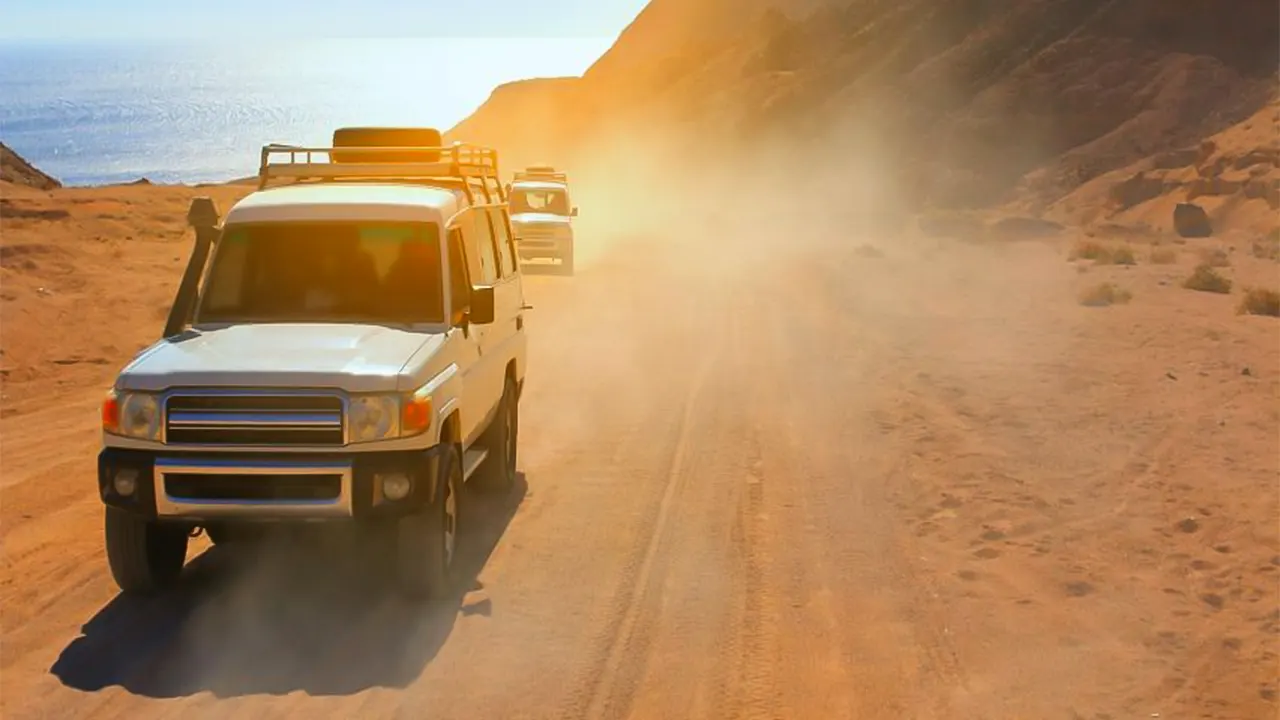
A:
488,207,516,277
460,209,498,286
446,228,471,320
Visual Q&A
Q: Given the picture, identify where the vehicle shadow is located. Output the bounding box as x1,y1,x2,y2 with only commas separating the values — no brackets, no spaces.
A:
50,473,527,698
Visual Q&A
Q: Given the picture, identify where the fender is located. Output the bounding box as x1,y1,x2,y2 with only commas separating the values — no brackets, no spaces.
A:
420,363,462,443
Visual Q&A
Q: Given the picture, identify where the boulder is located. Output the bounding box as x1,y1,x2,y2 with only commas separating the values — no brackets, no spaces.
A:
1173,202,1212,238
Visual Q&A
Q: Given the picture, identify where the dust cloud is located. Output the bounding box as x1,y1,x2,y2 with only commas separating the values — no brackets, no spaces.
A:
9,6,1278,714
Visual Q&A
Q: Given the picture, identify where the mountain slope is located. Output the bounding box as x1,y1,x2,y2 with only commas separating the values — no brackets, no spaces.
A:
1,142,62,190
448,0,1279,222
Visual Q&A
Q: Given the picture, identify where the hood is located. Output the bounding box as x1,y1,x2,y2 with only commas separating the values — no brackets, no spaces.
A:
511,212,572,226
119,323,445,393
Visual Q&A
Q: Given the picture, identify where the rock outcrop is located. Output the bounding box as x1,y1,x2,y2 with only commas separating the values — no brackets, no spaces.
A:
1,143,62,190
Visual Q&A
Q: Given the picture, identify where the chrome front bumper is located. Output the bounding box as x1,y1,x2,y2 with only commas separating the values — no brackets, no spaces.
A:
99,447,446,523
514,232,570,258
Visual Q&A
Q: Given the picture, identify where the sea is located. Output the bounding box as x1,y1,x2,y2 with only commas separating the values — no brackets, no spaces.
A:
0,38,611,186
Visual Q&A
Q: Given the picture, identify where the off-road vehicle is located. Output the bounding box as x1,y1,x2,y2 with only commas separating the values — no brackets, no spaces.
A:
508,165,577,274
97,127,528,600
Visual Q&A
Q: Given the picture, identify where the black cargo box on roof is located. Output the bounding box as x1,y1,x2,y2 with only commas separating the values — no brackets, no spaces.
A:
331,127,443,164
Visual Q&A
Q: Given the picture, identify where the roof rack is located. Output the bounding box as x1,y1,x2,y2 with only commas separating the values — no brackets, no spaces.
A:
513,167,568,184
257,142,505,203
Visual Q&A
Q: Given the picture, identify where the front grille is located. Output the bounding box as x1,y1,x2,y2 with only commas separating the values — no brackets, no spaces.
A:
165,393,345,447
165,473,342,502
515,224,563,238
518,239,557,250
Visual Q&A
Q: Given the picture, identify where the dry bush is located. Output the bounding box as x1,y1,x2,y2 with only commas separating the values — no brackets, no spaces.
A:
1070,240,1136,265
1183,264,1233,294
1238,287,1280,317
1252,237,1280,261
1198,247,1231,267
1109,245,1137,265
1070,239,1110,261
1080,282,1133,307
1150,247,1178,264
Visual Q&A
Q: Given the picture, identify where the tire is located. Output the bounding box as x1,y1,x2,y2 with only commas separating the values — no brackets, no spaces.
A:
396,444,462,600
560,249,575,275
473,379,518,494
104,507,189,595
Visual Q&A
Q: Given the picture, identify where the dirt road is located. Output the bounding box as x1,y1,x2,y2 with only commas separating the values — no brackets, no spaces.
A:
2,216,1277,719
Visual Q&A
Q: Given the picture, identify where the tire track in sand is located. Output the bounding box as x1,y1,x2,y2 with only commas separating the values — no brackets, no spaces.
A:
709,293,783,720
717,422,780,720
571,321,725,720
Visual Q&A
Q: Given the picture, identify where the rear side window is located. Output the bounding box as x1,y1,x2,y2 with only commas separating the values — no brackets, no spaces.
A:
487,208,516,277
460,209,498,286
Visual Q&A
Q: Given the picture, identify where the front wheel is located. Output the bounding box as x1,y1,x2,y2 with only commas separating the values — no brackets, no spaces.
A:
104,507,189,595
560,250,575,275
396,445,462,600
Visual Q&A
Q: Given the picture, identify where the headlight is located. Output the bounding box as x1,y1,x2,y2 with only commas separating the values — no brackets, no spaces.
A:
348,395,400,443
401,384,433,437
103,389,161,442
348,387,434,443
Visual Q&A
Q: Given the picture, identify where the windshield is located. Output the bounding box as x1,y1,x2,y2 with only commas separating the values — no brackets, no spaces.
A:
510,187,569,215
195,221,444,325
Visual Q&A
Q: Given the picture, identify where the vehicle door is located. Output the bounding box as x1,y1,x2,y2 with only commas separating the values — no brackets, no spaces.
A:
458,206,505,442
485,205,527,349
445,222,486,447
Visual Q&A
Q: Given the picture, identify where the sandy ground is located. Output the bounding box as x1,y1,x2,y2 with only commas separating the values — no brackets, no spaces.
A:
1,181,1278,719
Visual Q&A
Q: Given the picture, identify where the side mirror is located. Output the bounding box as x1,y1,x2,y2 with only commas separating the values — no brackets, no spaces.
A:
571,207,579,217
468,285,496,325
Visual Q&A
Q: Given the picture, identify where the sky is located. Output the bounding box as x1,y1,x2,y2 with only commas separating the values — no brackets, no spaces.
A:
1,0,651,40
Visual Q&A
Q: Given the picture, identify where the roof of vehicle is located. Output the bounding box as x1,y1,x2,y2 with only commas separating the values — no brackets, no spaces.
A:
510,180,569,191
225,183,465,224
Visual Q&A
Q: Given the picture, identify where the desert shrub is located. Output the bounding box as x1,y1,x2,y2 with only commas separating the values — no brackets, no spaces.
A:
1238,288,1280,317
1109,245,1137,265
1080,282,1132,307
1150,247,1178,264
1183,264,1233,294
1252,237,1280,261
1070,240,1136,265
1070,239,1110,261
1198,247,1231,267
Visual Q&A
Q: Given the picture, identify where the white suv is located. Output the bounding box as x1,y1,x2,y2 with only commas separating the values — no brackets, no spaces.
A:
97,128,528,600
508,165,577,274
